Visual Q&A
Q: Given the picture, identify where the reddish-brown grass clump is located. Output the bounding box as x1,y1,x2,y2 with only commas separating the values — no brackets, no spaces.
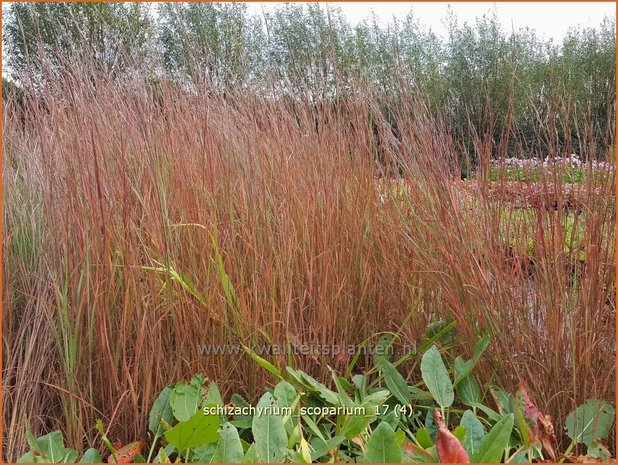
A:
2,72,615,460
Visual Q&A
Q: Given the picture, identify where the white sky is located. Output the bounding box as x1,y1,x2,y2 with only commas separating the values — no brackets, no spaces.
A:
248,2,615,41
1,2,614,45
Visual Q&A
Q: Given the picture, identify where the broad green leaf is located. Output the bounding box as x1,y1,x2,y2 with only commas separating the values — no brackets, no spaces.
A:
453,335,490,386
420,345,454,408
300,373,339,405
286,367,339,405
243,444,258,463
415,427,433,449
192,443,216,463
340,410,374,439
284,367,305,386
409,386,434,402
377,358,412,405
588,440,611,462
79,448,103,463
34,431,70,463
310,435,345,461
17,452,38,463
65,450,79,463
164,409,220,452
340,390,388,439
458,376,482,406
471,413,514,463
362,422,401,463
490,385,515,416
229,418,253,430
211,423,244,463
455,357,482,406
452,425,467,442
395,428,406,446
352,374,367,393
424,409,438,442
275,380,299,432
170,381,203,422
252,392,288,463
204,382,224,408
461,410,485,455
149,387,174,436
453,356,471,378
274,381,297,411
565,400,615,446
382,410,400,430
363,389,391,405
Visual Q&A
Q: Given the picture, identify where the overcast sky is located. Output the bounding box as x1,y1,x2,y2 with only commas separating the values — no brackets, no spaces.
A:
247,2,615,42
1,2,614,48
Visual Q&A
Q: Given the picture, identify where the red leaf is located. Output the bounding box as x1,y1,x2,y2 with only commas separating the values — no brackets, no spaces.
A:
107,440,143,463
517,383,543,422
516,383,556,461
434,409,470,463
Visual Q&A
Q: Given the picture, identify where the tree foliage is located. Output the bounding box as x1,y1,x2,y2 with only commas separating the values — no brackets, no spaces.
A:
3,2,615,160
4,2,151,79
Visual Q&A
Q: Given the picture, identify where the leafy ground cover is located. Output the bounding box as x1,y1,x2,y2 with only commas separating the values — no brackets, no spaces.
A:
19,329,614,463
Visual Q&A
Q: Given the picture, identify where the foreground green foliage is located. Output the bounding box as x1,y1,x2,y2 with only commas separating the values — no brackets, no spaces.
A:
19,329,615,463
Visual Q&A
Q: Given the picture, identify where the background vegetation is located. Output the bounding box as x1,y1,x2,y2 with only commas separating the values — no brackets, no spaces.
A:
3,2,616,171
2,2,615,462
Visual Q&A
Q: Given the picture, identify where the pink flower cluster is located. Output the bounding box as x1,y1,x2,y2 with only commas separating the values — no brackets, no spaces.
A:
493,154,614,171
